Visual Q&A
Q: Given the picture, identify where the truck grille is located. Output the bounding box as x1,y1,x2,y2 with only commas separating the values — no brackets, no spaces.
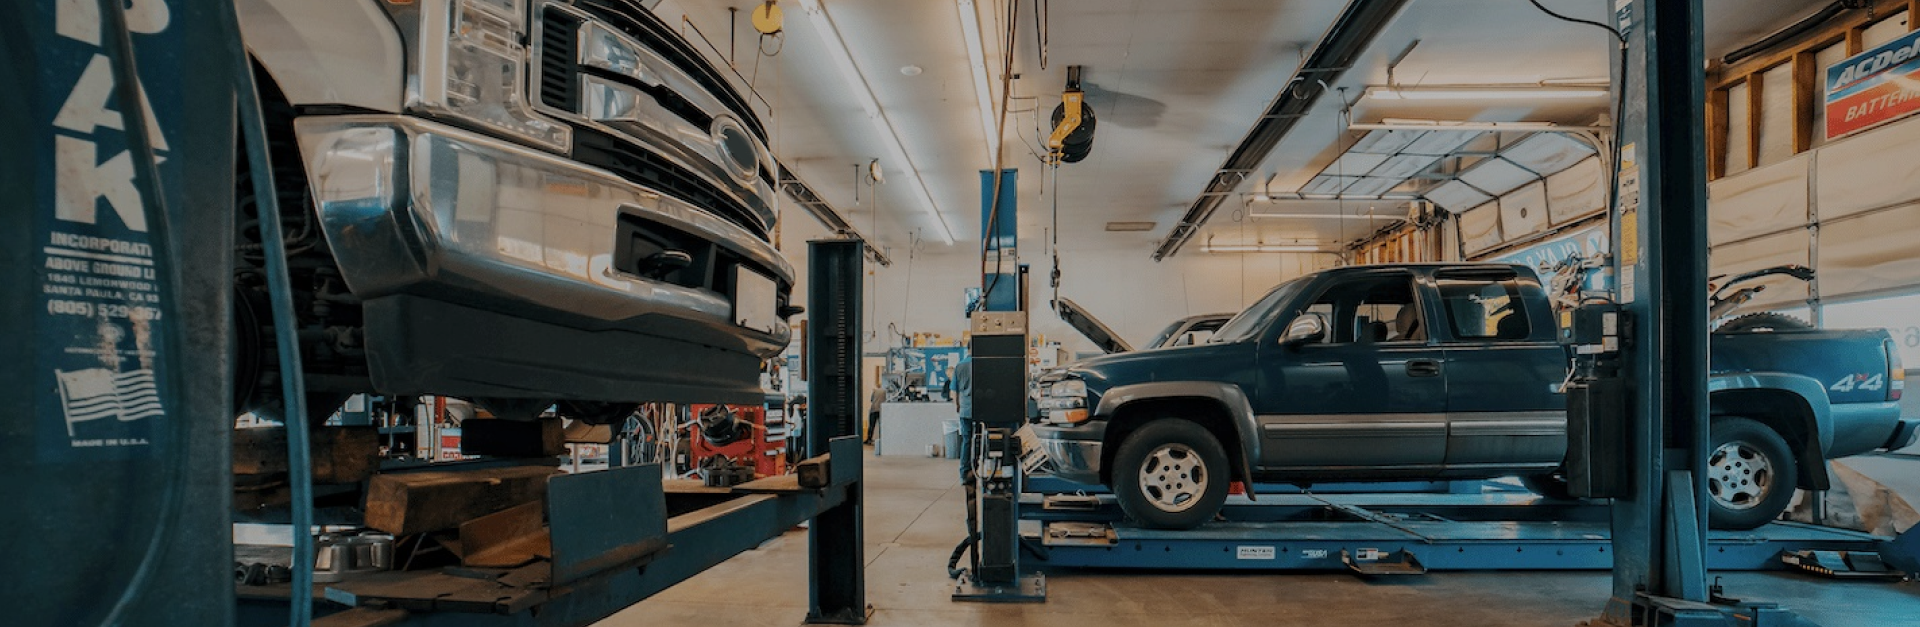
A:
574,127,769,240
539,7,582,111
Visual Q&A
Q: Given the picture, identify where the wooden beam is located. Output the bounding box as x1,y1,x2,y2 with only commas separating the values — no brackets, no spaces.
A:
1707,87,1731,179
233,426,380,484
1792,51,1818,153
1747,72,1765,169
1847,26,1864,55
1912,0,1919,32
365,465,559,535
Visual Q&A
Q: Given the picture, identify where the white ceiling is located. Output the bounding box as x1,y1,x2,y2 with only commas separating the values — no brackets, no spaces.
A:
656,0,1831,257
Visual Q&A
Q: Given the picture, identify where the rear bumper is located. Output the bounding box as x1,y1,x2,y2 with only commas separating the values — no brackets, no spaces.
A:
1030,422,1106,485
293,114,792,403
1883,418,1920,451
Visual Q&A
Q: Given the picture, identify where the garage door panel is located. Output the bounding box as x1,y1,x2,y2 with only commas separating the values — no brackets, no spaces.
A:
1815,114,1920,219
1546,157,1605,226
1459,201,1502,256
1711,231,1810,309
1498,182,1550,241
1707,153,1808,245
1816,202,1920,298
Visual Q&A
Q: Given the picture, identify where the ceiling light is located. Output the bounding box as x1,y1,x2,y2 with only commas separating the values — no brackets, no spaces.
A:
1104,221,1155,232
1364,86,1610,101
1247,212,1402,221
900,65,923,76
798,0,956,244
957,0,998,167
1202,244,1330,253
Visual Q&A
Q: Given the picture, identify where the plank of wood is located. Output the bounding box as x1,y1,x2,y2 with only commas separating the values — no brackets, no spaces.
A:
233,426,381,484
1793,51,1818,153
731,474,803,494
1708,87,1731,179
460,501,551,568
1747,71,1764,169
364,465,558,535
312,606,409,627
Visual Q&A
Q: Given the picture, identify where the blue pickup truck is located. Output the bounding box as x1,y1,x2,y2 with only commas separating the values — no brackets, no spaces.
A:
1032,263,1915,530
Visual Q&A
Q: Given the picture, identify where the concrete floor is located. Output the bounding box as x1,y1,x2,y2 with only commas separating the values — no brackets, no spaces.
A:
604,450,1920,627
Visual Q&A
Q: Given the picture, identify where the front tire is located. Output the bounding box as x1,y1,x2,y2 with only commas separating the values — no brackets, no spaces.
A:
1707,417,1798,530
1111,419,1231,530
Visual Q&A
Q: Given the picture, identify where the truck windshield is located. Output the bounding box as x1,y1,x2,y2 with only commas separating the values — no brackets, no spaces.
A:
1212,278,1305,343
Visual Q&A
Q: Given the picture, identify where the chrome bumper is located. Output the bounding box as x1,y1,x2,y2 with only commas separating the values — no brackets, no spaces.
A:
291,114,792,356
1032,424,1104,484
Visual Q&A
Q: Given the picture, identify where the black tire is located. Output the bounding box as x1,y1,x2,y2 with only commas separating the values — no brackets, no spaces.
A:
1111,419,1231,530
1519,472,1576,500
1707,417,1799,530
1715,312,1813,334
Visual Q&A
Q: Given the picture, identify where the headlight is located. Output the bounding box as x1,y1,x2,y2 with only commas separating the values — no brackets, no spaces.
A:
415,0,572,152
1046,379,1087,399
1037,378,1088,422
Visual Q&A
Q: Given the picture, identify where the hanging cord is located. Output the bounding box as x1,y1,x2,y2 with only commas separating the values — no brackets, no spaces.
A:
1048,162,1061,305
90,0,190,623
212,0,319,622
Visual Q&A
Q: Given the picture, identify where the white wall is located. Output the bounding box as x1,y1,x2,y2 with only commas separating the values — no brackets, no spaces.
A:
775,215,1335,357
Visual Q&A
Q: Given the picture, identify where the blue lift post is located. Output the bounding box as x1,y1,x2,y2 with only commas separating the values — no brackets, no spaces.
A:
805,239,871,624
1603,1,1804,624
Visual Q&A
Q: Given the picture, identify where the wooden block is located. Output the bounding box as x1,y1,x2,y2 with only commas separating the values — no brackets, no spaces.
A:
233,426,381,484
461,418,566,458
460,501,551,569
562,420,613,444
364,465,558,535
796,453,831,489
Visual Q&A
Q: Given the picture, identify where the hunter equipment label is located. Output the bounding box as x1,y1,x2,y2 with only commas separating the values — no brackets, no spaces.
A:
1826,28,1920,139
35,0,181,459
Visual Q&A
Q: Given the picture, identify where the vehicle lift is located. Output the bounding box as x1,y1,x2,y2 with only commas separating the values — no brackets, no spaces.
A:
950,168,1049,603
1016,3,1919,625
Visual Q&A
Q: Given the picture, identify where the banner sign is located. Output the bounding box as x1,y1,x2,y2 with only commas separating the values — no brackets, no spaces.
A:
1826,28,1920,138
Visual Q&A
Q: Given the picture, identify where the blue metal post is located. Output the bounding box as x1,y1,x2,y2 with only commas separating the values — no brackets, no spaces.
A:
805,239,868,624
978,169,1019,312
1604,0,1713,619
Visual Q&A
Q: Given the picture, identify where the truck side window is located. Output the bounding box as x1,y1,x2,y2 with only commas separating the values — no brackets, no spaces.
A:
1435,272,1531,341
1299,275,1419,344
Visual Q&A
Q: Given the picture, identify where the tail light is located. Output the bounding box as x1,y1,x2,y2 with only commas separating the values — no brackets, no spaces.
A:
1888,339,1905,402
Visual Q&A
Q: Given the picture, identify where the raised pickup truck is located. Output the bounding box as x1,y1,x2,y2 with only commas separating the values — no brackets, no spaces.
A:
233,0,794,421
1032,263,1916,530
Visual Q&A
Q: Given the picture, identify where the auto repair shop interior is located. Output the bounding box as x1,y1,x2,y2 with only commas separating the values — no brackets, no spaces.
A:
9,0,1920,625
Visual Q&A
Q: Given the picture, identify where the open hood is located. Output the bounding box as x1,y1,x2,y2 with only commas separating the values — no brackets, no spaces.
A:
1053,298,1134,354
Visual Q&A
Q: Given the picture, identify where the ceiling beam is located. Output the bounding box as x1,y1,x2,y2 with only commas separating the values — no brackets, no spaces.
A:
1151,0,1413,261
777,165,892,266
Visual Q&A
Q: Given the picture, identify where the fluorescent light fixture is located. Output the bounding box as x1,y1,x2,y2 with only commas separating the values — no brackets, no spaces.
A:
1366,86,1610,101
798,0,957,244
1247,212,1402,221
1104,221,1156,231
1202,244,1330,253
957,0,997,167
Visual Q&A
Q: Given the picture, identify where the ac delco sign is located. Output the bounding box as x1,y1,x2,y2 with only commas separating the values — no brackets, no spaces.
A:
1826,29,1920,139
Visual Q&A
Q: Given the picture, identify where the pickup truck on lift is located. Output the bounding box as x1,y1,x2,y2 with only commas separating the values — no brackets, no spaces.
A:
1033,263,1917,530
232,0,795,422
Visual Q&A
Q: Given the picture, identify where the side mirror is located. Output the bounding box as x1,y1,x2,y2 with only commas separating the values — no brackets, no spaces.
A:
1281,313,1328,347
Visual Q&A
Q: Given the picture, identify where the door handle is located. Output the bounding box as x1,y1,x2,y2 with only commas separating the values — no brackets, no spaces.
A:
1406,359,1442,378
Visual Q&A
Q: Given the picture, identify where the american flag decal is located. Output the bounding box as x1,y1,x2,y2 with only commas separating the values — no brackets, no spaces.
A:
55,368,164,437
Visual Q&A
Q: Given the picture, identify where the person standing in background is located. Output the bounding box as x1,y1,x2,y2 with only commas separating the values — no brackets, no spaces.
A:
953,356,973,482
864,385,883,445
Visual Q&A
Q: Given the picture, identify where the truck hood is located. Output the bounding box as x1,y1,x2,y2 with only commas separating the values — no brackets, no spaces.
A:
1053,298,1134,353
1055,340,1254,396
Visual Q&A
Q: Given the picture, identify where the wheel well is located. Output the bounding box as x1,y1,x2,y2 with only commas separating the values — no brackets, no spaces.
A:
1100,398,1245,485
1711,388,1828,490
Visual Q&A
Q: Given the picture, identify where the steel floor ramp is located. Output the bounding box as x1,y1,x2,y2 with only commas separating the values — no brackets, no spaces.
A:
1025,493,1889,573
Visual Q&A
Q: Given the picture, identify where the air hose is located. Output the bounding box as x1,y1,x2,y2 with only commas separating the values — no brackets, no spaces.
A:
219,5,320,624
